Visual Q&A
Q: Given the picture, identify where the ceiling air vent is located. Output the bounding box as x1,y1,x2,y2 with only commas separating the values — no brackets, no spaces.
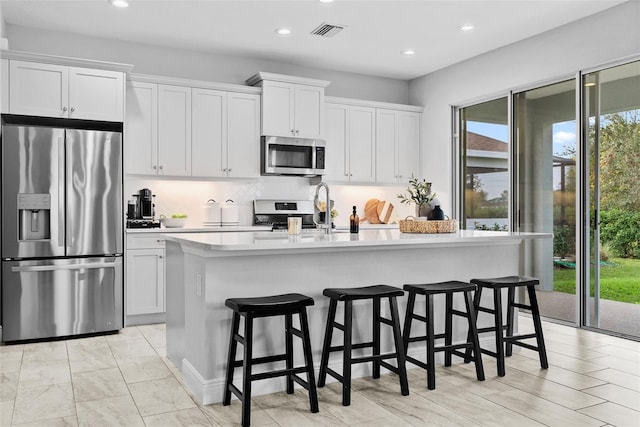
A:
310,22,346,38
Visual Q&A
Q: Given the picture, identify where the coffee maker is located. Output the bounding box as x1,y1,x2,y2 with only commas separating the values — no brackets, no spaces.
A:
126,188,160,228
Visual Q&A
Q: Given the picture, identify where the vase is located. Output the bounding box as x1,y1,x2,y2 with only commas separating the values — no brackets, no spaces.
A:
415,204,433,219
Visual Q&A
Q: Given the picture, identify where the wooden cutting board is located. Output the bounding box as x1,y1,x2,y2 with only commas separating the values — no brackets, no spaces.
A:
364,198,381,224
376,201,394,224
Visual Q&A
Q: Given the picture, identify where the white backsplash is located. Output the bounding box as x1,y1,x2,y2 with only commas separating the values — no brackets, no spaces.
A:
126,176,418,228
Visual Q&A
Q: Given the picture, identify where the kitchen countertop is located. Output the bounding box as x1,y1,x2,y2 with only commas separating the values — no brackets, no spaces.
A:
163,229,552,256
125,225,272,234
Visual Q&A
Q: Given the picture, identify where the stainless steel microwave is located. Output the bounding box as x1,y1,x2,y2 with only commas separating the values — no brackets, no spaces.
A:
261,136,326,176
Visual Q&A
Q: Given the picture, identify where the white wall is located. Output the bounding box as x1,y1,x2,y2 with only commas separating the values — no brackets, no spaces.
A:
5,24,409,104
409,1,640,214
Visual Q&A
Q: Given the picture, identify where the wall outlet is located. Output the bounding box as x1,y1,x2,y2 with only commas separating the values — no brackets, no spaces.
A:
196,273,202,297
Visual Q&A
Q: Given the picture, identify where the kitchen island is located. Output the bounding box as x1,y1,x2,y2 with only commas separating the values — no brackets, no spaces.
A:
163,229,551,405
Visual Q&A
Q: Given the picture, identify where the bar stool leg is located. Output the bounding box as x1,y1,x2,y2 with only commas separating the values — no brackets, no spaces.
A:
285,313,294,394
425,294,436,390
389,296,410,396
527,285,549,369
402,291,416,354
342,300,353,406
241,315,254,427
223,312,241,406
464,290,485,381
493,289,506,377
318,299,337,387
444,292,453,367
465,287,483,363
298,308,320,413
373,297,381,379
505,286,516,357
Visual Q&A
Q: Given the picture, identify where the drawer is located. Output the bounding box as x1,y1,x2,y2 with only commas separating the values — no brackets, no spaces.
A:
126,235,166,250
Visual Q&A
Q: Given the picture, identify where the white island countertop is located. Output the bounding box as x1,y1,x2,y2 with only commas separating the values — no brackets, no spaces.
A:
163,229,552,256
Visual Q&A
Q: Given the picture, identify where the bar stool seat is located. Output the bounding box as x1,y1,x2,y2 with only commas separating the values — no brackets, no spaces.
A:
223,293,318,427
402,281,485,390
465,276,548,377
317,285,409,406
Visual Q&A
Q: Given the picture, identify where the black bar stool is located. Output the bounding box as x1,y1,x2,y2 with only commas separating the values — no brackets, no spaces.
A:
317,284,409,406
402,281,485,390
223,293,319,427
465,276,548,376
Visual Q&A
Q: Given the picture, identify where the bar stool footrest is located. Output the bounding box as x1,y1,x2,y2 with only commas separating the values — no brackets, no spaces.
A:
406,355,428,370
250,366,308,381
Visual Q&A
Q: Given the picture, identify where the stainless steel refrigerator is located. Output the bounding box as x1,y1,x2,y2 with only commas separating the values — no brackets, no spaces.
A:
1,117,123,342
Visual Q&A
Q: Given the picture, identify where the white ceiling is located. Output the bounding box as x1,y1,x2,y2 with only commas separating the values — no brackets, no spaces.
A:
0,0,627,80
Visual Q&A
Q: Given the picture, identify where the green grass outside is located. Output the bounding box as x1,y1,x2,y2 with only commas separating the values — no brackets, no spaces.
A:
553,257,640,304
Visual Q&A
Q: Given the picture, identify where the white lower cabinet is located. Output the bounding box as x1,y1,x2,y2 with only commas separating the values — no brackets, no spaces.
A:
126,235,166,324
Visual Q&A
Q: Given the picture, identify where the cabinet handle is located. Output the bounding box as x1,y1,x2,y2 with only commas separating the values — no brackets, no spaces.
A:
153,165,157,170
295,129,299,134
228,168,232,173
62,106,68,112
291,129,295,134
159,255,163,259
159,165,163,170
70,107,75,113
156,239,164,243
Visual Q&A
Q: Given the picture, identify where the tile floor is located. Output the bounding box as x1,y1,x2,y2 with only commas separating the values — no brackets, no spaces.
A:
1,317,639,426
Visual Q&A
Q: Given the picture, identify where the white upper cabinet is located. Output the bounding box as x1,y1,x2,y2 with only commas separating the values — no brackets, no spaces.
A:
68,67,124,121
192,88,226,177
226,92,260,178
325,103,349,180
8,60,124,121
325,103,375,183
125,81,158,175
376,109,420,183
348,106,376,182
158,84,192,176
247,72,329,140
127,74,260,178
191,89,259,178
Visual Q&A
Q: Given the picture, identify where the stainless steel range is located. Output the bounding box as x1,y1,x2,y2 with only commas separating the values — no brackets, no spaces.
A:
1,116,123,342
253,200,317,230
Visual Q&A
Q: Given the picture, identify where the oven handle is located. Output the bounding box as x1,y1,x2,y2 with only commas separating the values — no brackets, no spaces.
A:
11,263,115,273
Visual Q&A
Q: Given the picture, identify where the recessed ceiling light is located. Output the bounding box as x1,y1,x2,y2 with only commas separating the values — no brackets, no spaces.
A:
275,27,292,36
459,24,474,32
401,50,416,56
109,0,129,8
319,0,335,3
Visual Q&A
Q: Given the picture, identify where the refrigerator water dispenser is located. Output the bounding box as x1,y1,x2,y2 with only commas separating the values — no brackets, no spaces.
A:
18,193,51,241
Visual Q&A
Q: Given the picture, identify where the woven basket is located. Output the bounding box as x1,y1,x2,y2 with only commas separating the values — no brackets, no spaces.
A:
399,216,458,234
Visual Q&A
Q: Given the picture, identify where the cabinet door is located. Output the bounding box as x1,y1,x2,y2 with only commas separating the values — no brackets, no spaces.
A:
325,103,349,181
227,92,260,178
126,248,165,315
1,59,8,114
125,81,158,175
261,80,294,137
9,60,68,118
396,111,420,182
192,88,226,177
158,84,191,176
375,109,398,183
348,106,376,182
294,84,324,139
68,67,124,121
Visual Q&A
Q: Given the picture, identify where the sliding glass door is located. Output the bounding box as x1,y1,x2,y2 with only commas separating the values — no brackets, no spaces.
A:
458,98,509,231
513,80,577,324
582,61,640,337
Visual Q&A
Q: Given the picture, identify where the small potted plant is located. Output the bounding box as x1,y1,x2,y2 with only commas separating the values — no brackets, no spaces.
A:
397,174,436,218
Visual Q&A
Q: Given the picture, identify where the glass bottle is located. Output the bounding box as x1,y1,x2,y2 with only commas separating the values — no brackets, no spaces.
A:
350,205,359,233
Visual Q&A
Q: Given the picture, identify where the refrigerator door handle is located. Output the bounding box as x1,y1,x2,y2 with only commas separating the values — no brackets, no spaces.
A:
58,136,66,248
11,262,116,273
65,135,72,249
